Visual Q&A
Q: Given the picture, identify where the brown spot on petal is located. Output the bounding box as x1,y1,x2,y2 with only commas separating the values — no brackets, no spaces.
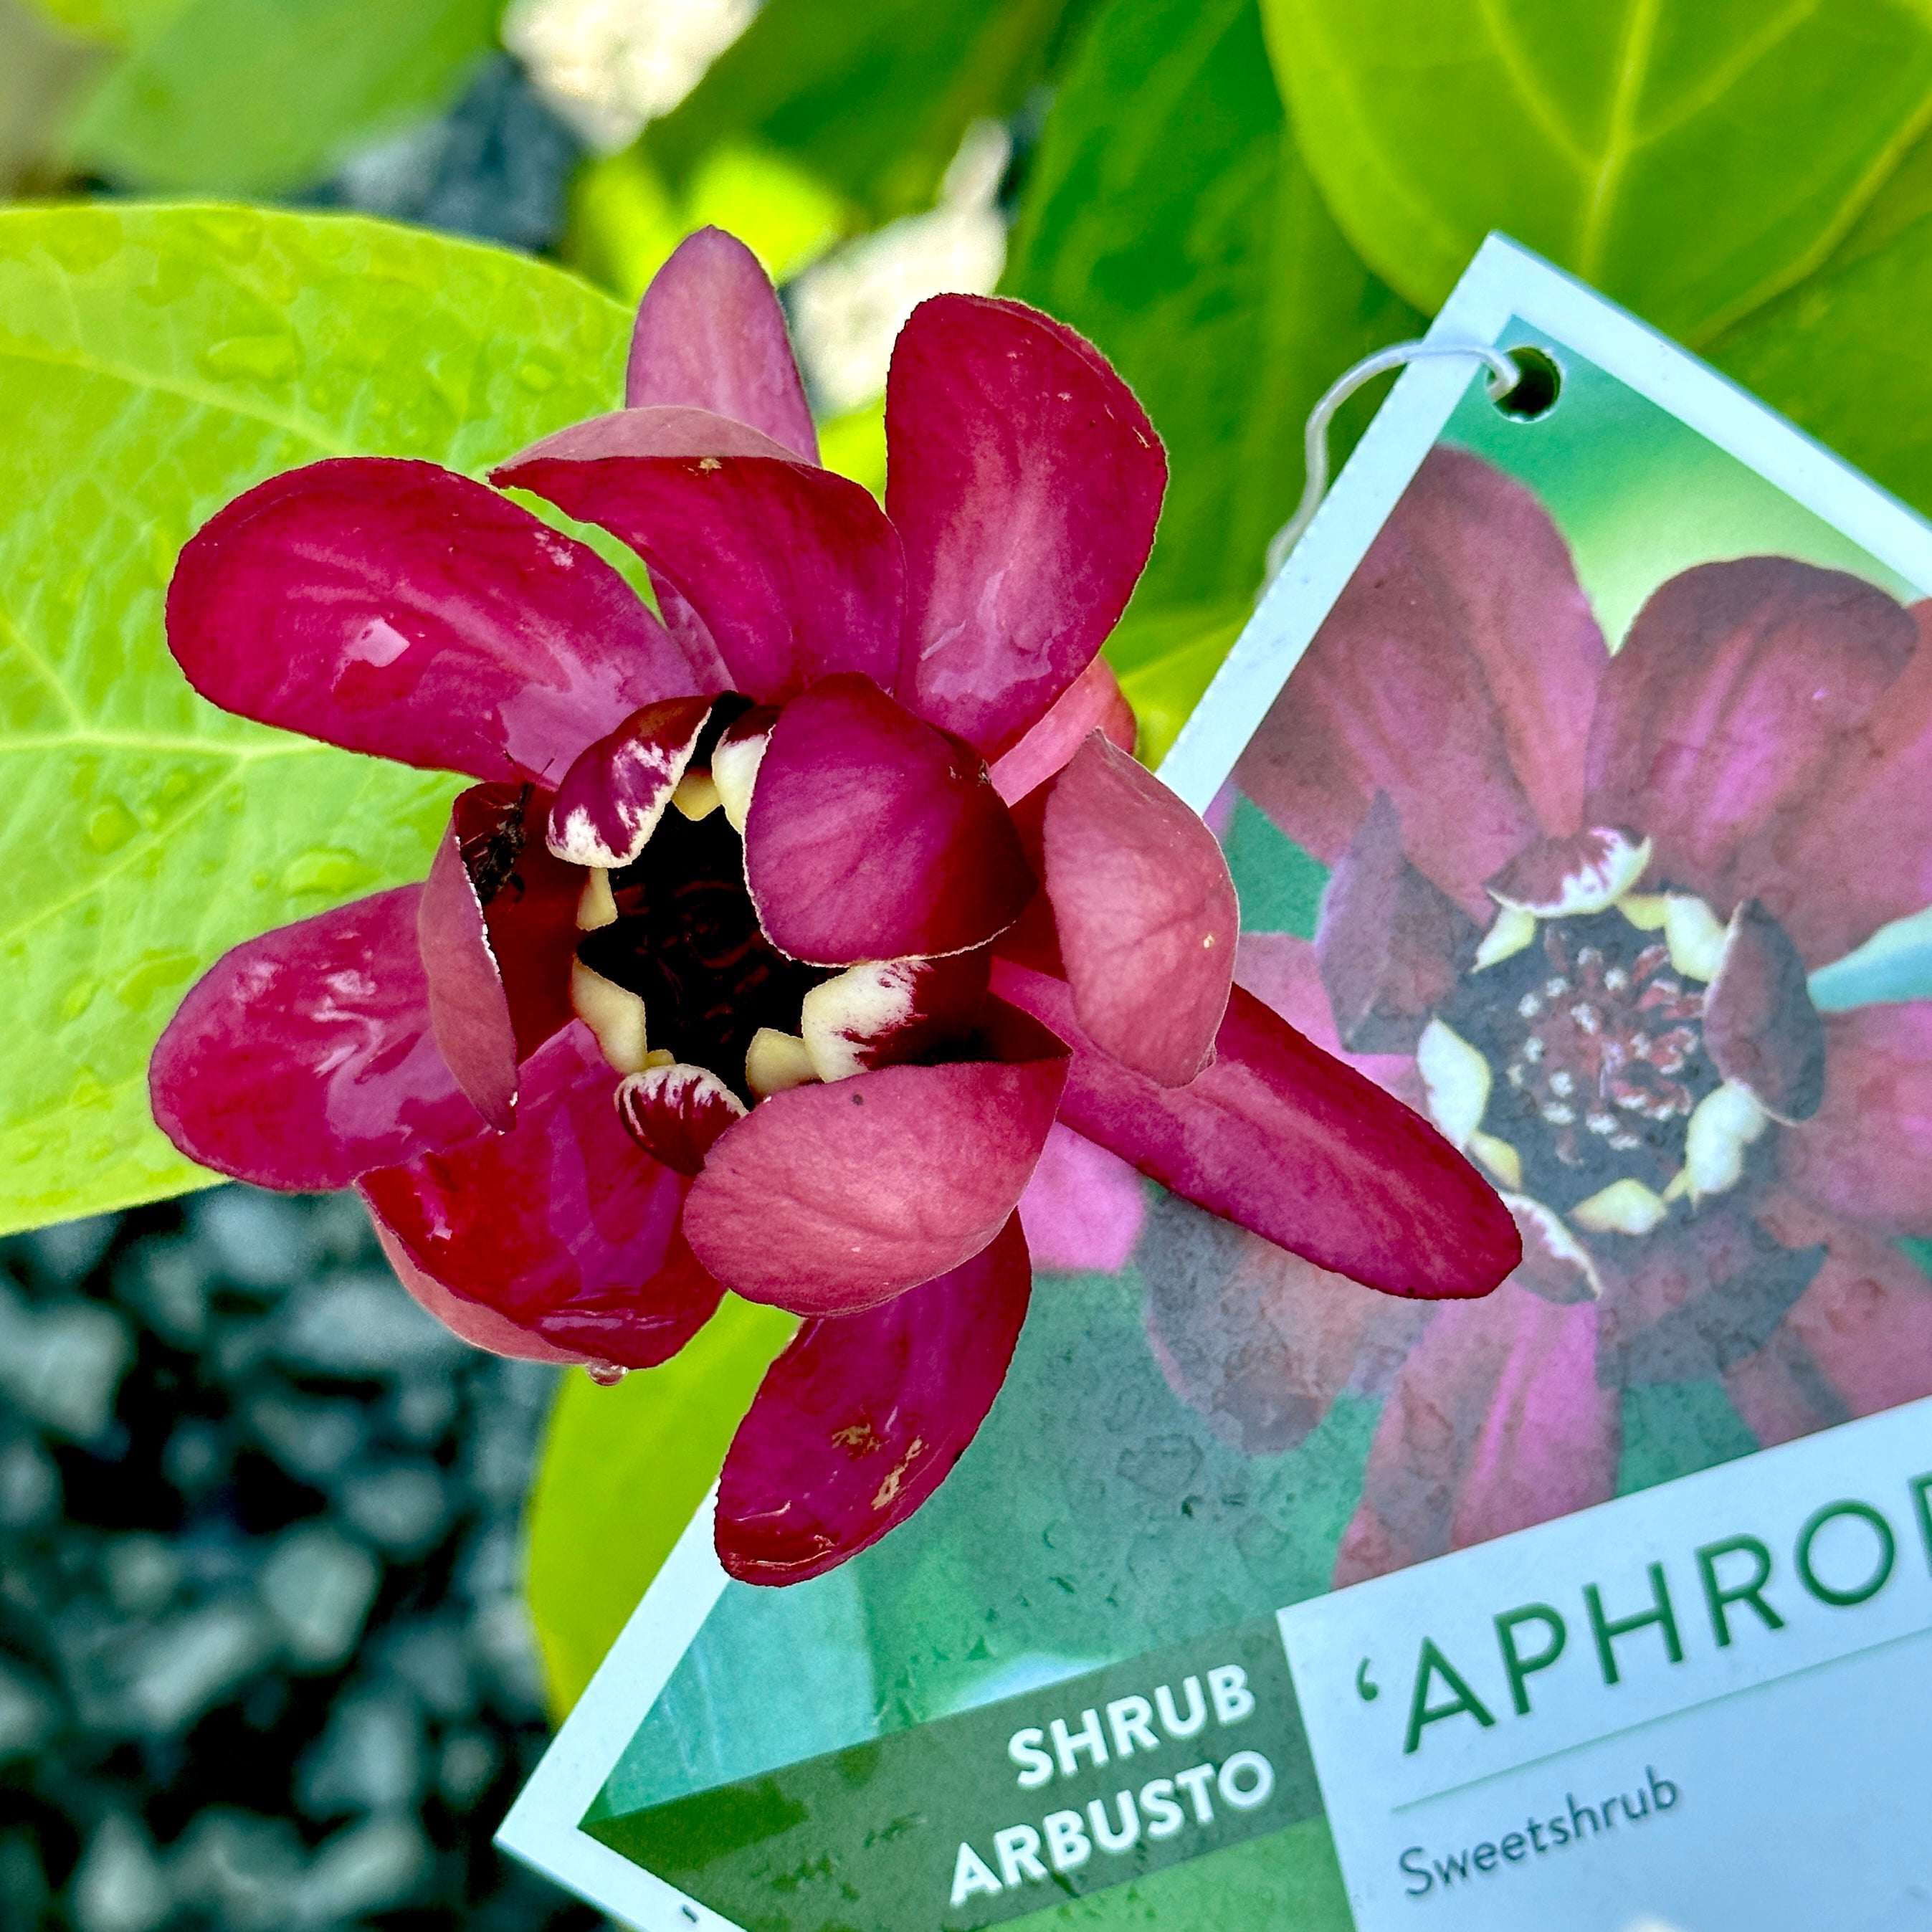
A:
1318,792,1477,1054
1705,899,1826,1123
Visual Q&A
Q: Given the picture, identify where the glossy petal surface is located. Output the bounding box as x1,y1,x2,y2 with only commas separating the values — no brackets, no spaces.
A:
359,1024,721,1368
682,1044,1067,1314
547,695,715,868
1586,558,1914,905
986,654,1137,805
744,675,1035,966
418,800,518,1131
625,227,818,462
715,1214,1031,1583
887,295,1165,758
993,961,1518,1300
1236,446,1606,913
507,404,797,467
1334,1285,1619,1586
616,1062,746,1175
150,885,481,1191
1041,733,1236,1085
168,457,690,783
500,456,902,705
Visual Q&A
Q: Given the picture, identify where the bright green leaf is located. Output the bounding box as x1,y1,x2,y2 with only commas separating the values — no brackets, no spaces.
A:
65,0,498,194
525,1296,798,1716
0,203,632,1237
15,0,186,49
815,395,888,499
1007,0,1420,625
1262,0,1932,343
1110,603,1247,770
1710,207,1932,520
646,0,1099,222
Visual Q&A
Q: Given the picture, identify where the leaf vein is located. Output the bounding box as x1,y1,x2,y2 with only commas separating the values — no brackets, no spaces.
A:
0,342,352,457
1474,0,1591,171
0,746,315,948
1576,0,1663,278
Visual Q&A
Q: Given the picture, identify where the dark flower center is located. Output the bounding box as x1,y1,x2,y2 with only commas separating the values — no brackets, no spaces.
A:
1440,910,1722,1212
575,808,827,1102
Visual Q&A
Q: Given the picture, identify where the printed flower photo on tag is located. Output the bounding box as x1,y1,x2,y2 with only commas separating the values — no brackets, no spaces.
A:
1213,351,1932,1592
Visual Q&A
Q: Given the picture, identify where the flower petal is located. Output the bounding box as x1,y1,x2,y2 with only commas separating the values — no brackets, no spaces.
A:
743,674,1035,966
168,457,692,783
1037,733,1237,1086
1728,600,1932,967
149,886,482,1191
714,1213,1031,1584
1704,898,1826,1123
506,403,800,467
546,694,715,868
681,1029,1067,1315
1234,447,1606,913
1484,827,1652,918
799,950,991,1082
364,1210,596,1365
1138,1189,1395,1455
417,784,583,1128
1333,1284,1619,1586
1728,1192,1932,1437
1317,791,1477,1055
1779,1001,1932,1237
419,801,518,1132
1016,1122,1147,1274
1594,1203,1822,1387
1584,558,1914,906
358,1024,722,1369
496,455,903,704
1229,931,1427,1108
986,654,1137,805
991,960,1520,1299
616,1062,747,1175
625,227,818,461
886,294,1165,758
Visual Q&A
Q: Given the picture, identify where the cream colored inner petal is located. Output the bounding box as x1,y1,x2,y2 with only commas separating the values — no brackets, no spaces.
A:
1467,1129,1523,1190
1682,1079,1769,1201
1571,1176,1670,1237
1663,893,1728,982
576,867,617,931
570,958,651,1073
801,959,920,1082
672,769,723,821
1416,1017,1491,1150
713,728,770,836
746,1027,819,1098
1474,904,1538,971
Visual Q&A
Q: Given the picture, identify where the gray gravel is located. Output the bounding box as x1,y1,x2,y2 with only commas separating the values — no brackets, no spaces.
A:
0,1186,609,1932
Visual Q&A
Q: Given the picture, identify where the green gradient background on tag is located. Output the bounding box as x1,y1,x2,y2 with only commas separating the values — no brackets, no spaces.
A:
575,336,1932,1932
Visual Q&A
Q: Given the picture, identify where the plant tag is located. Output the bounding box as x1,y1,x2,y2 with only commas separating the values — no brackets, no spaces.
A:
500,234,1932,1932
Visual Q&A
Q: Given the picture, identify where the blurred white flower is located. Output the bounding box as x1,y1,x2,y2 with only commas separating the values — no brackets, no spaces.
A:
788,120,1012,416
504,0,759,152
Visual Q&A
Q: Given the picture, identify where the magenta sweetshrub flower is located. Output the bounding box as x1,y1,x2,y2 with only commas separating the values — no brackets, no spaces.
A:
1200,445,1932,1585
148,232,1519,1584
